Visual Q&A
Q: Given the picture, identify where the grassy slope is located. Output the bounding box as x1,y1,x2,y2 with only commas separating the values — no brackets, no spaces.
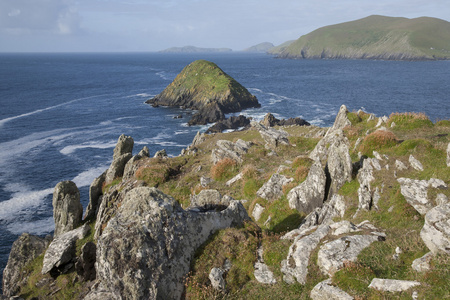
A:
13,111,450,299
279,15,450,60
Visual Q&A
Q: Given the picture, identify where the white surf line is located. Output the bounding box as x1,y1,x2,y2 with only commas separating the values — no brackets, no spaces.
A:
0,94,112,128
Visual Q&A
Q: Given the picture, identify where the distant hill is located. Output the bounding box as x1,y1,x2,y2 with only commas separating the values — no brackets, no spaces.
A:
159,46,233,53
267,40,295,55
278,15,450,60
243,42,275,53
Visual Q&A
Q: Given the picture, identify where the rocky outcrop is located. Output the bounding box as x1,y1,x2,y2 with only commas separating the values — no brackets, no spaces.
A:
252,203,265,221
257,173,293,201
260,113,310,127
357,158,375,211
420,203,450,254
105,134,134,183
281,225,330,284
91,187,249,300
53,180,83,237
254,246,276,284
409,155,424,171
209,267,226,290
206,115,251,133
447,142,450,167
397,177,448,215
326,134,353,198
317,234,382,276
123,146,150,180
254,122,290,149
310,279,354,300
75,242,96,281
288,162,326,214
146,60,260,125
42,224,90,275
368,278,420,292
211,139,252,164
2,234,50,297
85,171,106,221
189,189,232,208
411,252,433,272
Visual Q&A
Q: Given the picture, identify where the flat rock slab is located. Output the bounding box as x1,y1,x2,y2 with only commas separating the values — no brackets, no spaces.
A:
368,278,420,292
310,279,354,300
317,234,381,276
42,224,90,274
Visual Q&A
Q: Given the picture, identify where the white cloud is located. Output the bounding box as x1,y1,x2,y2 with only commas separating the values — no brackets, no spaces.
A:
0,0,81,35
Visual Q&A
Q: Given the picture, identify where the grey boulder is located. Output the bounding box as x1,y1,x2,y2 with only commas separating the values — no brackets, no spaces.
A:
53,180,83,237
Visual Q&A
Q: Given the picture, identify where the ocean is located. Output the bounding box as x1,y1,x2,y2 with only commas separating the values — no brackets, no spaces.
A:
0,52,449,287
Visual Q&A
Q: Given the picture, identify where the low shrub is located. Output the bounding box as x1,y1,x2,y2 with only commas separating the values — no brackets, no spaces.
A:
210,158,238,181
388,112,433,130
135,163,171,187
358,130,398,156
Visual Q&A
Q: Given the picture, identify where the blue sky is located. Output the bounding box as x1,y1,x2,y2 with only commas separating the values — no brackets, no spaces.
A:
0,0,449,52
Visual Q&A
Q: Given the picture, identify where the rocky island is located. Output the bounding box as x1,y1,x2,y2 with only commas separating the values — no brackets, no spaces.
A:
275,15,450,60
146,60,261,126
2,104,449,299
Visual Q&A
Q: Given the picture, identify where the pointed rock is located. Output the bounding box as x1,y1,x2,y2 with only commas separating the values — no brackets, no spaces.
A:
53,180,83,237
420,202,450,254
310,279,354,300
257,173,293,201
409,155,424,171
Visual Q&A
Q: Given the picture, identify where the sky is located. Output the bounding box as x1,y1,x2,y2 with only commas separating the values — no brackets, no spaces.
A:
0,0,449,52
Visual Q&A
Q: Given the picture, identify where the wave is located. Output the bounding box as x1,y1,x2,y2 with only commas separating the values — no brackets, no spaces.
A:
60,141,117,155
0,187,53,221
156,71,171,81
0,94,110,128
7,217,54,235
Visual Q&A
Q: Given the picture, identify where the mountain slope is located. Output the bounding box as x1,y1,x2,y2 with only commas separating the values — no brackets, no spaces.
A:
278,15,450,60
243,42,275,53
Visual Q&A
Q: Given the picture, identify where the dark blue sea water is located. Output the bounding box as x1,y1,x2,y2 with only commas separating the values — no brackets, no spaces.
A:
0,52,449,288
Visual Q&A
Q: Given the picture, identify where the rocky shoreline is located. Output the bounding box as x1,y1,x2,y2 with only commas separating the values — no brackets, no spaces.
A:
2,105,449,299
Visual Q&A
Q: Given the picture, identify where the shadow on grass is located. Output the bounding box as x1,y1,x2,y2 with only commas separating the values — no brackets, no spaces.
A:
270,213,304,234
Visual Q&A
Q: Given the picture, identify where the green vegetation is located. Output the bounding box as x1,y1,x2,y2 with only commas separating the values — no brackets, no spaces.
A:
279,15,450,60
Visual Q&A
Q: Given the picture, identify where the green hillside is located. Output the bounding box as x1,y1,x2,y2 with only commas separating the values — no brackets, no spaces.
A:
278,15,450,60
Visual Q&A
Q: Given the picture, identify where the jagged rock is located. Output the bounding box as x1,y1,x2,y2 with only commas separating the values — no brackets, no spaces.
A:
409,155,424,171
368,278,420,292
395,160,407,171
288,162,327,214
53,181,83,237
397,178,434,215
317,234,381,276
154,149,167,158
330,105,352,131
252,203,265,221
289,194,346,235
370,157,382,171
260,113,310,127
211,139,252,164
200,176,213,187
105,135,134,183
85,171,106,220
310,279,354,300
190,189,229,208
257,173,293,201
206,115,251,133
226,172,243,186
42,224,90,275
281,225,330,284
75,241,96,281
373,151,383,161
429,178,448,189
257,123,290,148
436,193,448,206
447,143,450,167
420,202,450,254
191,131,206,148
2,234,50,297
310,129,349,164
209,267,226,290
357,158,375,211
254,246,276,284
93,187,249,300
330,221,360,236
376,116,388,127
411,252,433,272
326,134,352,199
123,146,150,181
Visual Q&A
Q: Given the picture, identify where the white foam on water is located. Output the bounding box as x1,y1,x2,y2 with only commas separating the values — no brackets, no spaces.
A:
7,217,54,235
174,130,190,135
0,187,53,221
60,141,117,155
72,165,109,188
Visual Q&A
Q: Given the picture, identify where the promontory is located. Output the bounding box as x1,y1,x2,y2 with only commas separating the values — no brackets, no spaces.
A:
146,60,260,125
276,15,450,60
